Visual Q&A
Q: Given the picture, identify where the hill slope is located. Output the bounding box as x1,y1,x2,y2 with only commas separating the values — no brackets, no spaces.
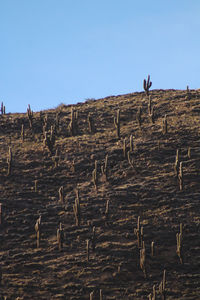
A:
0,89,200,299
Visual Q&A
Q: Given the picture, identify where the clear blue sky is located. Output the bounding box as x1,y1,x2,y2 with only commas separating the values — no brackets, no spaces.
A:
1,0,200,113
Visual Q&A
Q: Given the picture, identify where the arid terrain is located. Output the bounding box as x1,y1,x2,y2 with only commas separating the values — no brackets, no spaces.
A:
0,88,200,299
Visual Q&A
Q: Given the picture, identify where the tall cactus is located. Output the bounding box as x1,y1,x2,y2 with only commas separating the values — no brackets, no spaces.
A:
27,104,33,128
143,75,152,96
7,147,12,176
68,108,78,136
114,109,120,138
176,223,183,264
35,215,42,248
88,112,95,133
57,223,64,251
73,189,81,226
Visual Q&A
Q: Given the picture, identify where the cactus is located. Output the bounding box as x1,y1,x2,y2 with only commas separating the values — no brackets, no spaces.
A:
143,75,152,96
162,114,168,135
174,149,179,177
55,112,60,134
127,151,134,168
176,223,183,264
59,186,64,203
52,154,59,168
140,241,146,277
123,138,127,158
159,269,166,300
186,85,191,100
44,130,55,155
188,147,191,159
1,102,5,115
148,96,155,123
1,102,3,114
148,95,152,115
35,215,41,248
148,285,156,300
27,104,33,128
105,199,109,221
151,241,155,257
73,189,81,226
57,223,64,251
34,180,38,193
101,154,108,181
92,160,98,189
114,109,120,138
21,124,24,142
88,113,95,133
89,291,94,300
7,147,12,176
86,239,90,262
100,289,103,300
134,216,143,248
91,226,96,252
71,158,76,173
68,108,78,136
178,162,183,191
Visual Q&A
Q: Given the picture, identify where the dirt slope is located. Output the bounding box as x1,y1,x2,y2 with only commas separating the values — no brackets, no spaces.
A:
0,89,200,299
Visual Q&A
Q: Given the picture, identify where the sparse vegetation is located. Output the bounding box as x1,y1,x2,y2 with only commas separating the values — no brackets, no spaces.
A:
0,87,200,299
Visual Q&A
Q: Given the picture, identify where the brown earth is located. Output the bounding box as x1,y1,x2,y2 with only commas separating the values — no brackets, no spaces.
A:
0,89,200,299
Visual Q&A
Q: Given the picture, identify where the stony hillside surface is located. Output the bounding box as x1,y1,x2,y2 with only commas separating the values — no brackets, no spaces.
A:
0,89,200,299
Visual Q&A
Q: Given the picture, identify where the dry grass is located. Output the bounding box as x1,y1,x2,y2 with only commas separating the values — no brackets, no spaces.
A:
0,89,200,299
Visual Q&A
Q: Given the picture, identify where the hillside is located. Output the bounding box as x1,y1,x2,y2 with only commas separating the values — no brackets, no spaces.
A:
0,88,200,299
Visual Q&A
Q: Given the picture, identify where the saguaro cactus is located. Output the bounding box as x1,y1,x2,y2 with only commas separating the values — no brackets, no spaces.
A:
151,241,155,257
143,75,152,96
114,109,120,138
159,269,166,300
1,102,5,115
134,216,143,248
59,186,64,203
86,239,90,262
148,285,156,300
68,108,78,136
89,291,94,300
140,241,146,278
178,162,183,191
176,223,183,264
174,149,179,177
91,226,96,252
57,223,64,251
162,114,168,135
7,147,12,176
187,146,191,159
186,85,191,100
34,180,38,193
44,130,55,155
27,104,34,128
73,189,81,226
127,150,134,168
88,113,95,133
101,154,108,181
105,200,110,225
35,216,42,248
21,124,24,142
148,96,155,123
123,138,127,158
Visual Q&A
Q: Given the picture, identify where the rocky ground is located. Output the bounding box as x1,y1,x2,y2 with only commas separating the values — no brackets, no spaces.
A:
0,88,200,299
